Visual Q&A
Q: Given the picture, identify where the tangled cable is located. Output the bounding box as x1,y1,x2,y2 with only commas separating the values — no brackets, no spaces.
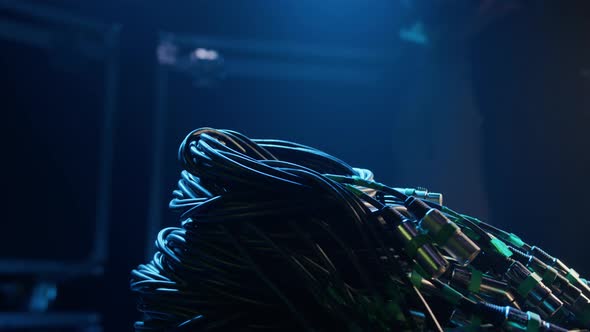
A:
131,127,590,332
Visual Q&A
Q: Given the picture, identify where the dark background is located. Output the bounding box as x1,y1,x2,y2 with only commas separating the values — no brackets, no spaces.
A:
1,1,589,330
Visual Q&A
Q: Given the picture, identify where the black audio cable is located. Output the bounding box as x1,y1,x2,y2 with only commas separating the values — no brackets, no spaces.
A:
131,128,590,332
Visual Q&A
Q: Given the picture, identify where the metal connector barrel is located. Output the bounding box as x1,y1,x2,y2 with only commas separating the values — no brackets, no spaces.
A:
395,220,449,278
377,206,449,278
505,261,563,318
420,209,480,266
405,197,480,266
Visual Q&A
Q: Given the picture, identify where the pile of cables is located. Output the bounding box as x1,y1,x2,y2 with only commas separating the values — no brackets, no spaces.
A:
131,127,590,332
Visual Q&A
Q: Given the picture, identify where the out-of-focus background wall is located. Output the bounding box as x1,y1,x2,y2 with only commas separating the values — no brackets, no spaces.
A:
0,0,589,330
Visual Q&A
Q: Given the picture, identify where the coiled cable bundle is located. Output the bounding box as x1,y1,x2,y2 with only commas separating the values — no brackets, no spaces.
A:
131,127,590,332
